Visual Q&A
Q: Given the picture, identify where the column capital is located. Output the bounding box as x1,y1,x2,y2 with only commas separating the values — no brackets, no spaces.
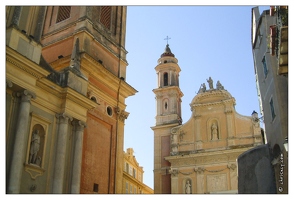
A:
55,113,73,123
169,168,178,177
6,80,13,88
16,90,36,102
115,107,129,122
72,120,87,131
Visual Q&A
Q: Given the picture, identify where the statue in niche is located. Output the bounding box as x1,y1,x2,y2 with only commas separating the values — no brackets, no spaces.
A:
29,130,41,165
216,80,224,90
211,123,219,140
185,180,191,194
207,77,213,89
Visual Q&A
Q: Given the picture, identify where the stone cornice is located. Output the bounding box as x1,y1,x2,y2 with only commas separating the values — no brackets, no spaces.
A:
155,62,181,73
165,147,252,167
191,98,235,109
153,86,184,98
151,123,181,131
81,53,137,98
35,78,96,117
6,46,50,79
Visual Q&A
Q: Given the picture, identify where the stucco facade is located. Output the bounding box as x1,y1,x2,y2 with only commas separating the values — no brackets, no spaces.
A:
152,44,264,194
6,6,137,194
238,6,288,194
123,148,154,194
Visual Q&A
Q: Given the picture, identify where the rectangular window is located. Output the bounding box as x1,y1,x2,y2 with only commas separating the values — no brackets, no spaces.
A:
138,172,141,182
270,98,276,121
129,166,133,176
126,163,129,173
100,6,111,30
134,187,137,194
93,183,99,192
262,56,268,78
126,182,128,194
133,168,136,178
56,6,71,23
130,184,133,194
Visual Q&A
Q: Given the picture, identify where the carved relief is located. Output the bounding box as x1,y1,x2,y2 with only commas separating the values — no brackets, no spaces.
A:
169,168,178,177
206,174,227,193
227,163,237,171
194,167,205,174
115,107,129,122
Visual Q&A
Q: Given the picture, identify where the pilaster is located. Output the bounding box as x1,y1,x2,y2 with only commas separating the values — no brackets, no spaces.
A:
8,90,36,194
71,120,86,194
52,113,73,193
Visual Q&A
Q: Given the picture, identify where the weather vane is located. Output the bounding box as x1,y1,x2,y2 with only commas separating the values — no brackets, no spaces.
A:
164,36,171,45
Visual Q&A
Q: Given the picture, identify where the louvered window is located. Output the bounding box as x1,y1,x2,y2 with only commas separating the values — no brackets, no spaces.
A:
100,6,111,29
56,6,71,23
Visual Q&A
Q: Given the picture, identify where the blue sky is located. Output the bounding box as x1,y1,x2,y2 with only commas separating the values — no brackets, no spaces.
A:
124,5,271,189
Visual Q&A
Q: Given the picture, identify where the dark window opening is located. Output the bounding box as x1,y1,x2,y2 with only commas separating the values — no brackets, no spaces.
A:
262,56,268,78
107,106,113,116
93,183,99,192
164,73,168,86
100,6,111,30
270,98,276,121
56,6,71,23
91,96,97,103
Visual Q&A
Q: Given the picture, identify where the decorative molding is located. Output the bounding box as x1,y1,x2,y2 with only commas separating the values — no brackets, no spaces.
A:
227,163,237,171
6,50,47,79
6,80,13,88
24,163,45,180
55,112,73,123
115,107,129,122
194,167,205,174
169,168,178,177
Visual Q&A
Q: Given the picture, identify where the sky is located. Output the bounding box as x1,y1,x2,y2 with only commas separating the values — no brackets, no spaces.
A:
123,5,271,189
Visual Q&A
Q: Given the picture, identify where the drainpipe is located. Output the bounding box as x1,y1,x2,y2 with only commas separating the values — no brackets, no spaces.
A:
114,6,124,194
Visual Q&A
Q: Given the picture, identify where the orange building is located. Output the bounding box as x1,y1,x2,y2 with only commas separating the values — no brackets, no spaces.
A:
6,6,136,194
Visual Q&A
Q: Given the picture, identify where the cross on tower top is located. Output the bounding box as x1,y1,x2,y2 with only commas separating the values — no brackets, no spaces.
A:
164,36,171,45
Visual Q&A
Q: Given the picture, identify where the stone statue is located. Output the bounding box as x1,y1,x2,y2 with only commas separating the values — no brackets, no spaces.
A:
201,83,206,92
198,83,206,93
185,180,191,194
216,80,224,90
207,77,213,89
211,123,218,140
29,130,41,165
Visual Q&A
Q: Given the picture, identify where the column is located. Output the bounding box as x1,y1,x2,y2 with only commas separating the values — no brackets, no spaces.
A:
115,109,128,194
8,90,36,194
53,113,72,193
71,120,86,194
170,168,178,194
11,6,22,26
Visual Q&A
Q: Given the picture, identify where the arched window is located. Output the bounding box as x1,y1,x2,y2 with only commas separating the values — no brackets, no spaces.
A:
163,72,168,86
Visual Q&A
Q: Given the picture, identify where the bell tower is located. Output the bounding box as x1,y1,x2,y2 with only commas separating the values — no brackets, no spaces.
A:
151,43,183,194
153,43,183,125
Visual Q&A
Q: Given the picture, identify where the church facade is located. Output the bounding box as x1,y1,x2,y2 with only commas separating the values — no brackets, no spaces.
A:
152,44,264,194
